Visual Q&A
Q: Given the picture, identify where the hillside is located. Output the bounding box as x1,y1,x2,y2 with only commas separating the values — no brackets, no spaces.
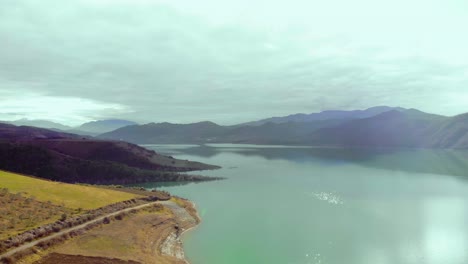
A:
0,123,83,141
97,107,468,149
0,124,219,184
98,107,410,144
75,119,138,134
98,107,410,145
241,106,405,126
0,170,142,240
98,119,354,144
0,169,194,264
99,121,227,144
0,119,72,131
0,170,139,209
423,113,468,148
0,118,139,136
304,109,465,148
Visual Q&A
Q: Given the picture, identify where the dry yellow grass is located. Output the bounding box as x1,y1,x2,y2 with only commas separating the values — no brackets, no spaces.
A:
52,209,184,264
0,170,141,210
0,191,73,239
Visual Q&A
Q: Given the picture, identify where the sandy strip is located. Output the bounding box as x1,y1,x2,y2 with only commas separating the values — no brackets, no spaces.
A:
159,200,200,264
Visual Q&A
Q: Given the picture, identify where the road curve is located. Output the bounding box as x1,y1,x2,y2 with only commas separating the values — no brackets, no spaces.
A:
0,200,166,260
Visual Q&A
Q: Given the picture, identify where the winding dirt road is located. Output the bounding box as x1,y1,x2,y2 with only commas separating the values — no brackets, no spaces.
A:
0,200,172,260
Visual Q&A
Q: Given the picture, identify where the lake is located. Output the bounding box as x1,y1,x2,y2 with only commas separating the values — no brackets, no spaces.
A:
138,144,468,264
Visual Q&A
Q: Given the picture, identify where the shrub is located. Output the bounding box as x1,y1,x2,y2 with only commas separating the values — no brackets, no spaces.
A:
60,213,67,221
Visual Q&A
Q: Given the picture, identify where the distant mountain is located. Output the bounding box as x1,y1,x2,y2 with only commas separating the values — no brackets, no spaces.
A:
2,118,72,131
97,107,468,149
97,107,406,145
0,123,82,141
303,110,441,147
241,106,406,126
0,118,138,136
99,121,227,144
75,119,137,134
424,113,468,148
0,123,219,184
303,109,468,148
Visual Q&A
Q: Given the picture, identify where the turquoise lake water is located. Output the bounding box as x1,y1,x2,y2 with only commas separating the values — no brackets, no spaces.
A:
139,144,468,264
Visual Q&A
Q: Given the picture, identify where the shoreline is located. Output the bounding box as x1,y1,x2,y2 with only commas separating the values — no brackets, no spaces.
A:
179,200,201,264
159,198,201,264
27,198,201,264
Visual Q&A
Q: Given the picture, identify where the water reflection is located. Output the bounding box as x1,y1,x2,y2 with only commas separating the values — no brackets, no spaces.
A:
140,144,468,264
145,144,468,178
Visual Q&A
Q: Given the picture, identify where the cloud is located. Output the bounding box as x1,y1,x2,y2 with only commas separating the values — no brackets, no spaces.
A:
0,89,129,125
1,0,468,125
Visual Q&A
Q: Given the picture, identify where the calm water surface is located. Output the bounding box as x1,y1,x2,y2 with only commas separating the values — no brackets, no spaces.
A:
138,144,468,264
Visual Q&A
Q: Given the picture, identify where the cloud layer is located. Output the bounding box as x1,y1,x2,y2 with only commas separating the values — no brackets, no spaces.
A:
1,0,468,125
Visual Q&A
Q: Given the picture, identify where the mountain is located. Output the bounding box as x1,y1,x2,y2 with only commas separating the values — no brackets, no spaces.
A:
1,119,72,131
424,113,468,148
0,119,138,136
304,109,468,148
97,107,468,149
241,106,406,126
99,120,335,144
75,119,138,134
0,123,83,141
98,107,411,145
0,123,219,184
303,110,440,147
98,121,227,144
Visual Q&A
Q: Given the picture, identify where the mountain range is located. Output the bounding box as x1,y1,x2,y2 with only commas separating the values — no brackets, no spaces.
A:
4,106,468,149
240,106,405,126
1,119,138,136
98,107,468,149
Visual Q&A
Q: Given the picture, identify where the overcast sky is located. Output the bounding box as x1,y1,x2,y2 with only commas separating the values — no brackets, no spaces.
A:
1,0,468,125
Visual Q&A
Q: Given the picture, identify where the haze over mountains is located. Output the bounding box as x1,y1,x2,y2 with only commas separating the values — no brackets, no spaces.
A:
241,106,405,126
1,119,137,136
3,106,468,149
2,118,73,131
98,106,468,149
71,119,138,135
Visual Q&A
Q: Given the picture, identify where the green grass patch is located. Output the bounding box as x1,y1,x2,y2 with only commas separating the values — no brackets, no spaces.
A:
0,170,141,210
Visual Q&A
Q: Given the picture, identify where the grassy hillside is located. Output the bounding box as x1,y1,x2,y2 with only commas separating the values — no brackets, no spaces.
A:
0,190,73,240
0,170,140,210
0,170,143,240
0,123,219,184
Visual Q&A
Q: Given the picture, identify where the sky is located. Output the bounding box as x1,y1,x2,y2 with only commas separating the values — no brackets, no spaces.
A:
1,0,468,126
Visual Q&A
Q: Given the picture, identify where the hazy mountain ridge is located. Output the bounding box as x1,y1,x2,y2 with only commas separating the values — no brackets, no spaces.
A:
241,106,406,126
5,106,467,149
99,121,227,144
99,107,406,144
76,119,138,134
97,107,468,149
0,118,138,136
304,110,468,148
0,119,72,131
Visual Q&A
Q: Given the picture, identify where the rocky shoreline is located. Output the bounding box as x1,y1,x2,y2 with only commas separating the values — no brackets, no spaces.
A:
159,199,200,264
30,198,201,264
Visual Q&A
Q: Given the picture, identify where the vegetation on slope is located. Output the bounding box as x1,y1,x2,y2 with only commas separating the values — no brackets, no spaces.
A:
0,123,220,184
0,189,73,240
0,170,140,209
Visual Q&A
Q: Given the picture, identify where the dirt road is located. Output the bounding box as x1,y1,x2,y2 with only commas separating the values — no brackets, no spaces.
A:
0,200,164,260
